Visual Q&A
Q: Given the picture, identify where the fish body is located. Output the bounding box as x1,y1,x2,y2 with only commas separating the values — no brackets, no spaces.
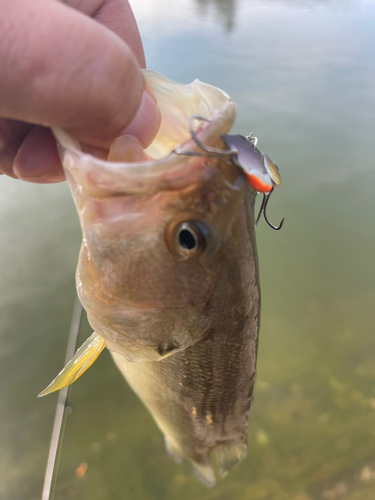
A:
49,71,268,485
109,160,260,485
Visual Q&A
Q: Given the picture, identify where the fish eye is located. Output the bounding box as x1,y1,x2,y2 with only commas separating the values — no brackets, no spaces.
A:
167,221,207,259
178,226,197,250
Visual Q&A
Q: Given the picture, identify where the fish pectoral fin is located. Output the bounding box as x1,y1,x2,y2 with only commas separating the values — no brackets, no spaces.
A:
38,332,106,397
212,441,247,478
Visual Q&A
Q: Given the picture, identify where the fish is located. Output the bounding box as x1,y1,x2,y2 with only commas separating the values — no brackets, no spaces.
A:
42,70,282,486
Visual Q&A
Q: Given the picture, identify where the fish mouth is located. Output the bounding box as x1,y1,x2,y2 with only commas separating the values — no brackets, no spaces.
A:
52,70,236,195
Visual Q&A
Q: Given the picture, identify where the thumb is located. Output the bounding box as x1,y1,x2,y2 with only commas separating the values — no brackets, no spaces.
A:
0,0,160,150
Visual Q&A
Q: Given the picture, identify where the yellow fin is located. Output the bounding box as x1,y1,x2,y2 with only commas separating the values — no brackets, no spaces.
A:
38,332,106,397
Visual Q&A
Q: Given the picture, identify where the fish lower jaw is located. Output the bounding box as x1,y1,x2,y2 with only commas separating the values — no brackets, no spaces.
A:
86,309,212,362
87,323,189,363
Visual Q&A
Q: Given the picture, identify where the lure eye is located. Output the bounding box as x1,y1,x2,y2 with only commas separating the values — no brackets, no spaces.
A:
167,221,207,259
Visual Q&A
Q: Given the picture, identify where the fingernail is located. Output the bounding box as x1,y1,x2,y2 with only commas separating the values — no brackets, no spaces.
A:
121,90,161,149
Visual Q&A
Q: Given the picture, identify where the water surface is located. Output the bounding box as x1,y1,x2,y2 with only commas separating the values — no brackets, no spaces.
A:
0,1,374,499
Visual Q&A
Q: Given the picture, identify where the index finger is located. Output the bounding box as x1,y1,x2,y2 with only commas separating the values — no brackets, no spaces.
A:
0,0,144,149
62,0,146,68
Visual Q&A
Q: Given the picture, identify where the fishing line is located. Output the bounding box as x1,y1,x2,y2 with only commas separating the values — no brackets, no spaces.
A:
41,295,83,500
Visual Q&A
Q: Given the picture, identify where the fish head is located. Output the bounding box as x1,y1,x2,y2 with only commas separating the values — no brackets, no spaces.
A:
54,71,259,362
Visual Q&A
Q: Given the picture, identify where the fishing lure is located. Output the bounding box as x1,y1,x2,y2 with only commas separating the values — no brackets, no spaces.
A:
174,115,284,230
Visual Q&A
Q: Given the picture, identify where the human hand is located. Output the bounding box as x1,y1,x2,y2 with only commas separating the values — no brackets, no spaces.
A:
0,0,160,183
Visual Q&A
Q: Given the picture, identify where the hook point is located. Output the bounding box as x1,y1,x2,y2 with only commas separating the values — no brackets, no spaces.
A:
255,188,284,231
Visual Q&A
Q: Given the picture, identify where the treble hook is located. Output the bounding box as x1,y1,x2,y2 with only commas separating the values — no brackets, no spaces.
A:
255,187,284,230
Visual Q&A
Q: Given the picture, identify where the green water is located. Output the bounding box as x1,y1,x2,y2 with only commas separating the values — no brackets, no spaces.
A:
1,1,375,499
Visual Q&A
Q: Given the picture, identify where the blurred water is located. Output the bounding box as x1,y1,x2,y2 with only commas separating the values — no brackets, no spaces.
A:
0,180,80,500
1,0,374,499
